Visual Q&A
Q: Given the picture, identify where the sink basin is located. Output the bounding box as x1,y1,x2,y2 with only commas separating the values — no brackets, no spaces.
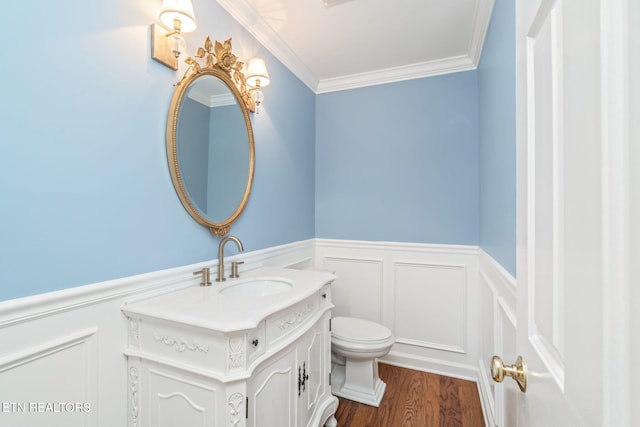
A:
219,278,293,297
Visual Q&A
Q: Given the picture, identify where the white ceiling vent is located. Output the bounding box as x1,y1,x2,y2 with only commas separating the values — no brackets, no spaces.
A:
323,0,357,7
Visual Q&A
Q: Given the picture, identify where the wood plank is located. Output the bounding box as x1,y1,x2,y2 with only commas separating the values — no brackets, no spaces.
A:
424,369,440,426
458,378,485,427
440,375,463,427
334,363,485,427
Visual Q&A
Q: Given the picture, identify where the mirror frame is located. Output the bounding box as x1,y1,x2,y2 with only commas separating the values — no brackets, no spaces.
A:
166,37,256,236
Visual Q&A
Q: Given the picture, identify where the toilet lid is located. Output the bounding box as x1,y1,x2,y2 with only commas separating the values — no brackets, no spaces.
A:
332,317,393,343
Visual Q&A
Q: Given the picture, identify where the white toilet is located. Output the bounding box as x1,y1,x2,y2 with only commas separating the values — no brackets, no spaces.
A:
330,316,395,407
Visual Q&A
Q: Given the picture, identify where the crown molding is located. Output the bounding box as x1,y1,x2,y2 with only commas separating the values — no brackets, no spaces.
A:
216,0,319,91
217,0,493,94
468,0,496,65
316,55,477,93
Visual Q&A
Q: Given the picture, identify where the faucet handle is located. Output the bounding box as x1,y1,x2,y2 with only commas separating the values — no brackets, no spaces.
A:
193,268,212,286
230,261,244,279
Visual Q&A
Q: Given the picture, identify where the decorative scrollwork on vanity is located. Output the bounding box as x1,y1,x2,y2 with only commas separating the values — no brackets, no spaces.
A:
122,267,338,427
128,365,139,427
228,392,244,427
278,301,315,331
153,333,210,353
129,319,140,349
228,336,245,370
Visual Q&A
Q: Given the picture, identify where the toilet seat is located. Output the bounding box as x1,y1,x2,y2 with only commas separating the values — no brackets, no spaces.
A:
331,317,395,358
332,317,393,344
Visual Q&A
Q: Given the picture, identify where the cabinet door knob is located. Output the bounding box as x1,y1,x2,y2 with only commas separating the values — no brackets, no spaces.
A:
302,362,309,391
252,339,259,347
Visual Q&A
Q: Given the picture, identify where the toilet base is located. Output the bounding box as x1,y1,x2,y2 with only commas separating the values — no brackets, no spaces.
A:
330,360,387,407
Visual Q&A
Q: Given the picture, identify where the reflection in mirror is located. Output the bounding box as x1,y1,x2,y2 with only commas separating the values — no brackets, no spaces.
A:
177,76,249,223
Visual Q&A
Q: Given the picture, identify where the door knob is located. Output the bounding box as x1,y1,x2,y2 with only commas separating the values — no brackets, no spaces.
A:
491,355,527,392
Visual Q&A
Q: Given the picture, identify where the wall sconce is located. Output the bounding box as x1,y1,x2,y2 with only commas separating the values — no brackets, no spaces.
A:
246,58,270,113
151,0,197,70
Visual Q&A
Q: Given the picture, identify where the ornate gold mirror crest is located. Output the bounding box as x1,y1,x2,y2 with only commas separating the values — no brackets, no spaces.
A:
178,37,256,112
166,36,255,236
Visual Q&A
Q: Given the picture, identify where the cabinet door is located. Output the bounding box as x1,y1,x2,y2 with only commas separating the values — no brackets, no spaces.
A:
145,364,218,427
247,346,298,427
298,315,328,426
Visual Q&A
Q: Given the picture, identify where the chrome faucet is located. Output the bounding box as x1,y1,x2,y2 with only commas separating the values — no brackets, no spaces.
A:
217,235,244,282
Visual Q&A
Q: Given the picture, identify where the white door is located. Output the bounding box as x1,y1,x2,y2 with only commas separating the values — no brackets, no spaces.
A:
507,0,634,425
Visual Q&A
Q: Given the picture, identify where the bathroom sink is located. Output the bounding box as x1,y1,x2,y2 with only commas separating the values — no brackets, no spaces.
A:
219,278,293,297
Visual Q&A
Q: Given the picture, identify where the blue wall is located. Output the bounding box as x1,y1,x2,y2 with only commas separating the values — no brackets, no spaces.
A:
316,73,479,245
478,0,517,275
0,0,515,301
0,0,315,300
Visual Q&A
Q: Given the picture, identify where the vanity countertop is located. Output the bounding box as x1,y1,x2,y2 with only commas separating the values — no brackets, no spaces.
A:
122,266,335,333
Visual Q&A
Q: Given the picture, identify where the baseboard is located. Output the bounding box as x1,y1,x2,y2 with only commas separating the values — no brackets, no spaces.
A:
382,351,478,382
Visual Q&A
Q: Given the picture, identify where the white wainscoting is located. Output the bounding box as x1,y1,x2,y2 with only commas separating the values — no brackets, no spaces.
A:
0,239,315,426
315,239,480,380
477,249,517,427
0,239,511,425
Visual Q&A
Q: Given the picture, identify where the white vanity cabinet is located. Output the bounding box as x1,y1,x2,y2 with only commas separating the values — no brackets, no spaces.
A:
122,267,338,427
247,311,331,427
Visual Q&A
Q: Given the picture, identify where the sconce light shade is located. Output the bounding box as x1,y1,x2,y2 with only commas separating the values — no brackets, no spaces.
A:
246,58,270,88
159,0,197,33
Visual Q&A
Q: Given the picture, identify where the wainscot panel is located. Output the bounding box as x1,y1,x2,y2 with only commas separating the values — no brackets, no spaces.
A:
0,239,314,426
322,257,383,323
0,328,98,426
477,249,517,427
314,239,480,381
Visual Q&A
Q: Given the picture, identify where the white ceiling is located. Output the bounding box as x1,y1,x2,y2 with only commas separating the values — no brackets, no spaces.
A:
216,0,494,93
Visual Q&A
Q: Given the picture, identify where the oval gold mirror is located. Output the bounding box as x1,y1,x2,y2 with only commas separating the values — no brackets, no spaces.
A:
166,37,255,236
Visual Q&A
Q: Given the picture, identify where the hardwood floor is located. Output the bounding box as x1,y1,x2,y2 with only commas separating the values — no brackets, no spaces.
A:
334,363,485,427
